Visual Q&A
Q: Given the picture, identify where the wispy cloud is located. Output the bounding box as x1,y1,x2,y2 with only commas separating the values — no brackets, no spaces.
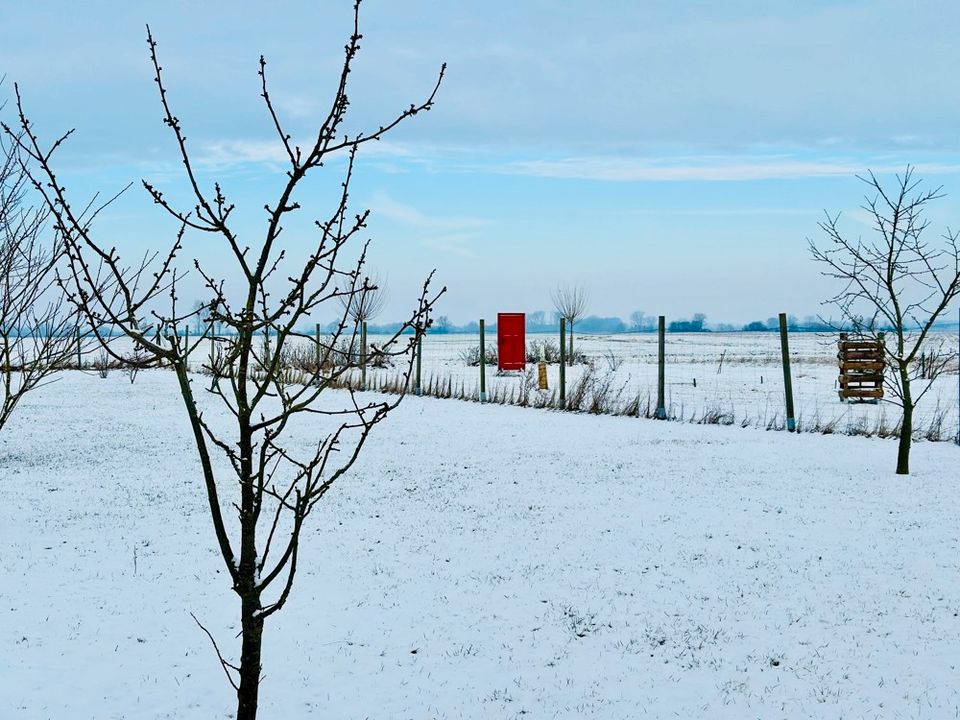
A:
418,233,480,259
184,136,960,186
371,192,487,230
497,156,960,182
198,139,289,168
195,138,417,170
369,193,488,258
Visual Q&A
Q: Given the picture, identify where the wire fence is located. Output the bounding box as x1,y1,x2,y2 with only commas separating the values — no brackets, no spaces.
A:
67,323,960,442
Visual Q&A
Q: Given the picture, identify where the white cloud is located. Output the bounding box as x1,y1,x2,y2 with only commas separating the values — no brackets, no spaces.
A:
418,233,480,259
497,156,960,182
195,138,417,169
370,192,488,231
368,193,488,259
198,139,290,168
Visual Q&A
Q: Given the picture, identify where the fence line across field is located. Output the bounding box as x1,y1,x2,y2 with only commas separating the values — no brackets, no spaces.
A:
67,317,960,442
330,320,959,439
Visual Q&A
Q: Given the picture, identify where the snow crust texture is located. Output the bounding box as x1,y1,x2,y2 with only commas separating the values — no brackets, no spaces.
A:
1,371,958,719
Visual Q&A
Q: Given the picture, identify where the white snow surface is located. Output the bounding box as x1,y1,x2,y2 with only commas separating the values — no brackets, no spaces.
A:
1,370,959,719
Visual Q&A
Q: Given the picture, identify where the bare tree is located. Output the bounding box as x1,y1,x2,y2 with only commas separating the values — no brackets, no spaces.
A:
551,282,588,362
335,272,386,381
810,167,960,475
0,110,80,435
5,4,445,718
191,298,210,336
337,271,386,325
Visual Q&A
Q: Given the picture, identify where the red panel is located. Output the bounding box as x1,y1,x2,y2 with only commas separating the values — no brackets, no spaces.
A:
497,313,526,371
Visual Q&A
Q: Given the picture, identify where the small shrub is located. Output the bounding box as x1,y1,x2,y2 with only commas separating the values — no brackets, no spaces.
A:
121,346,151,384
526,338,587,365
526,339,560,363
275,336,392,375
586,374,619,415
698,406,735,425
279,344,320,374
459,344,498,367
93,351,111,379
922,403,948,441
601,348,624,372
565,368,595,411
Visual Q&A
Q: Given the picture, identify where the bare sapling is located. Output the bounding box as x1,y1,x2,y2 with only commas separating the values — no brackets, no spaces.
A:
4,3,445,717
0,99,84,435
551,282,588,364
810,166,960,474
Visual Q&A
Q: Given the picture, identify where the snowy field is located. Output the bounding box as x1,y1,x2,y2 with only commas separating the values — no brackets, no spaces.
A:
2,370,959,718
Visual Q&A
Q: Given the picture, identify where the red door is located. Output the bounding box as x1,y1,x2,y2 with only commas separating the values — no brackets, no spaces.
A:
497,313,526,371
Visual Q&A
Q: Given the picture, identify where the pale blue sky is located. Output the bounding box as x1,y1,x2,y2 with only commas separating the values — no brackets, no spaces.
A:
4,0,960,324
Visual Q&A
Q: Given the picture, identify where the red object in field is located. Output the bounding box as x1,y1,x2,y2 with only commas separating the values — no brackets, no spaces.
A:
497,313,526,371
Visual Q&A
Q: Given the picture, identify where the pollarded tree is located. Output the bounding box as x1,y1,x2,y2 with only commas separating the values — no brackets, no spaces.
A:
551,282,588,362
810,167,960,475
5,4,445,718
338,271,387,325
0,112,81,435
336,272,386,381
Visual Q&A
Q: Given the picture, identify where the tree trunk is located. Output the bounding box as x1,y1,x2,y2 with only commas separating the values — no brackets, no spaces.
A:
896,368,913,475
236,597,264,720
568,322,574,365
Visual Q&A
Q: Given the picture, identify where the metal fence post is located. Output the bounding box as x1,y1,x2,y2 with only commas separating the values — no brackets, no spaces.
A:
560,318,566,407
315,322,321,371
479,318,486,402
779,312,796,432
655,315,667,419
415,334,422,396
361,320,367,391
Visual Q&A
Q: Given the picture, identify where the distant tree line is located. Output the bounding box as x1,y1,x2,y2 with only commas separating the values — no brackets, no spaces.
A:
61,307,948,339
295,311,950,336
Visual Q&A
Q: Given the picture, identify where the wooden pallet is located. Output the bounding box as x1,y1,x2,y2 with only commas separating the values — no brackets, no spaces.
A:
838,333,885,402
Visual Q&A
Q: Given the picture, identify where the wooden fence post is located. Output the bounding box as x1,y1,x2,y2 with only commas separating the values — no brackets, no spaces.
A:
779,312,796,432
479,318,486,402
315,322,321,371
415,334,422,395
361,321,367,391
209,331,217,390
559,318,566,407
655,315,667,419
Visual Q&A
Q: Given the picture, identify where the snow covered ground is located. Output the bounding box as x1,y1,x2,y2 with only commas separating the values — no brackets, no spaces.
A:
2,370,958,718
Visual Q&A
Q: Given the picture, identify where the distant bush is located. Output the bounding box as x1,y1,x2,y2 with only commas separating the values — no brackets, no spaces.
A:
526,339,561,363
668,313,707,332
459,344,498,367
526,339,587,365
93,351,111,379
261,336,393,376
459,339,588,366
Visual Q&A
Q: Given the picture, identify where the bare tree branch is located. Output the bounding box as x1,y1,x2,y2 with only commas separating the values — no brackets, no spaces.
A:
0,104,87,435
